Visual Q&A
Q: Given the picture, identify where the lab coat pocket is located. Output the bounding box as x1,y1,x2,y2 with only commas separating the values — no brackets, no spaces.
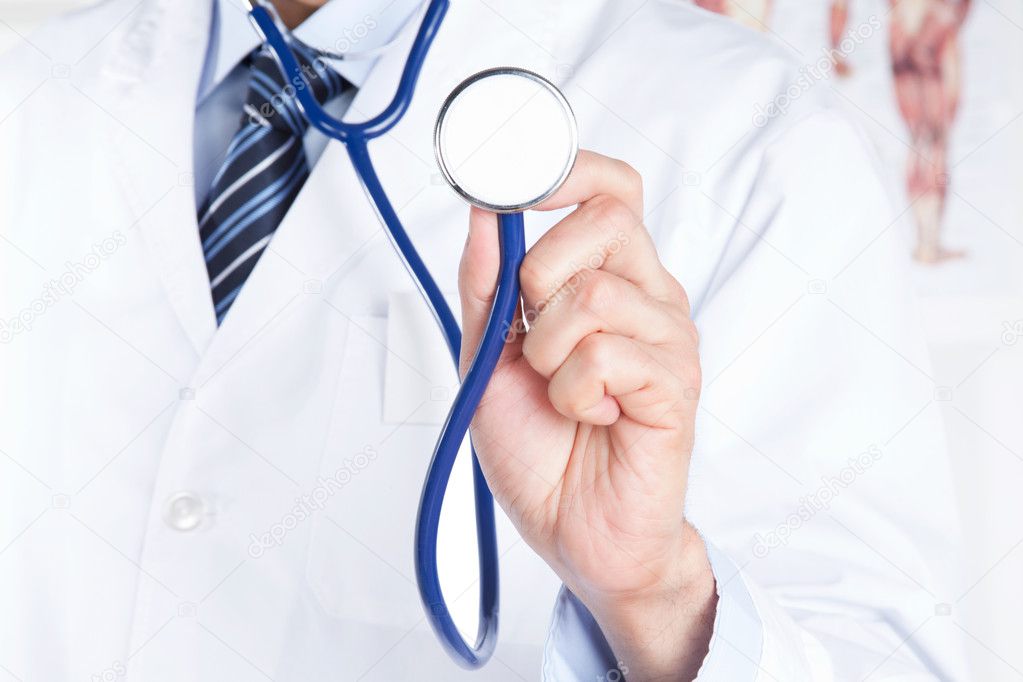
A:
381,290,462,426
304,295,563,675
304,291,460,629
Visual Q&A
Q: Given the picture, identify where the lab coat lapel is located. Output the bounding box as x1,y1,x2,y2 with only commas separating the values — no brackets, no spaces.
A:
194,11,442,374
102,0,216,355
192,0,568,374
214,0,560,293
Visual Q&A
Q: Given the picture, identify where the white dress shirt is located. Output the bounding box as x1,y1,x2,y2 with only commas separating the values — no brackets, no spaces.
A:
192,0,422,203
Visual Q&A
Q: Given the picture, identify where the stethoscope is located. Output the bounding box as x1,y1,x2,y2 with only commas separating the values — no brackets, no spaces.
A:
243,0,578,668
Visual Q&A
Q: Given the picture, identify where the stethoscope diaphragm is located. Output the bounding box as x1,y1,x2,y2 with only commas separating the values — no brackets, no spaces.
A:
434,68,578,213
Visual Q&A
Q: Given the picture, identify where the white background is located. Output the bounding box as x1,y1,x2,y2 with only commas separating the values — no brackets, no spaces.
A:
2,1,1021,679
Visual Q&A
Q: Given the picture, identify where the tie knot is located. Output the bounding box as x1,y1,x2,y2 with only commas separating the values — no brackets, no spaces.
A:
244,46,348,135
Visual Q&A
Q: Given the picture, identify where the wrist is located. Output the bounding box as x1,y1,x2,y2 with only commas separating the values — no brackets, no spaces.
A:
581,524,717,680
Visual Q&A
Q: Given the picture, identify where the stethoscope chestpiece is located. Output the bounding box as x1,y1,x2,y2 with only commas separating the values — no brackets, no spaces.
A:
434,67,578,213
416,66,577,671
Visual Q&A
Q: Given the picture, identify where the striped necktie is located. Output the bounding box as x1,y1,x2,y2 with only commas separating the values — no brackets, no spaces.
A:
198,48,348,324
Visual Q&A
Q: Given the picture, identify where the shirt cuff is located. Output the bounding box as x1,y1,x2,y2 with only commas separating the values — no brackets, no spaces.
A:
541,543,764,681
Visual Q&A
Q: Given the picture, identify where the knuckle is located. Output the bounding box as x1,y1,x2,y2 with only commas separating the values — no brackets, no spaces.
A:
593,195,637,234
615,159,643,199
522,329,561,378
520,331,537,362
676,354,703,399
520,332,548,373
672,278,692,313
518,254,549,304
657,274,693,323
552,375,596,417
678,317,700,348
577,333,615,372
547,381,579,416
575,272,616,313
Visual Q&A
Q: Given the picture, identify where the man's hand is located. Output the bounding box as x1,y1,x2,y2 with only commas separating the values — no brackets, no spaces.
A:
458,151,717,680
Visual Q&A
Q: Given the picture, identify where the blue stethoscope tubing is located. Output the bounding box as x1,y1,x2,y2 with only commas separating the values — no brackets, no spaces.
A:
247,0,511,668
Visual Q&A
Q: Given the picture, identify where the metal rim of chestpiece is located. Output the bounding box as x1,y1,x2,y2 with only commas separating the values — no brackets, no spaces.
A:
433,67,579,214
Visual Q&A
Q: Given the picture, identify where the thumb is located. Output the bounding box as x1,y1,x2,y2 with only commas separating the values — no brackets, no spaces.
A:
457,207,522,376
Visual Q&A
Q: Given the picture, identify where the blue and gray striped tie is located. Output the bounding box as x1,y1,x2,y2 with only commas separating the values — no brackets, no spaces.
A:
199,48,348,324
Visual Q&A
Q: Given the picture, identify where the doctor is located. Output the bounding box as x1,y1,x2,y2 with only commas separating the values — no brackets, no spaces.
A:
0,0,968,680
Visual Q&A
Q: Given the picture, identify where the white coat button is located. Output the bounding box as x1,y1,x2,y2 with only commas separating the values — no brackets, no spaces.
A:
163,492,205,531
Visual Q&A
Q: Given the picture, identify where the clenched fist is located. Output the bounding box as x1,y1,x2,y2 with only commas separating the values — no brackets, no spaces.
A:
459,151,717,680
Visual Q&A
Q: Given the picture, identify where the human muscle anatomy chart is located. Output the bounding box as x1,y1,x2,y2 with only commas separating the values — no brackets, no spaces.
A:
829,0,853,76
694,0,773,31
832,0,972,263
892,0,971,262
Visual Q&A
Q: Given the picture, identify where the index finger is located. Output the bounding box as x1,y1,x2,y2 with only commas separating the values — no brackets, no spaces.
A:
519,151,685,311
535,150,644,218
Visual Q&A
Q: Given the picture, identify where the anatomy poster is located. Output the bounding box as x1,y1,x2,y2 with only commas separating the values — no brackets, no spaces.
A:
694,0,1023,295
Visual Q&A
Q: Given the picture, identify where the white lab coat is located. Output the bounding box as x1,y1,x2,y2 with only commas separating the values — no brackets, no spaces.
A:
0,0,970,680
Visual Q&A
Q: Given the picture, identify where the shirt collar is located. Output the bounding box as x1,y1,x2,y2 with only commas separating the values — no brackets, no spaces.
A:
199,0,424,103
